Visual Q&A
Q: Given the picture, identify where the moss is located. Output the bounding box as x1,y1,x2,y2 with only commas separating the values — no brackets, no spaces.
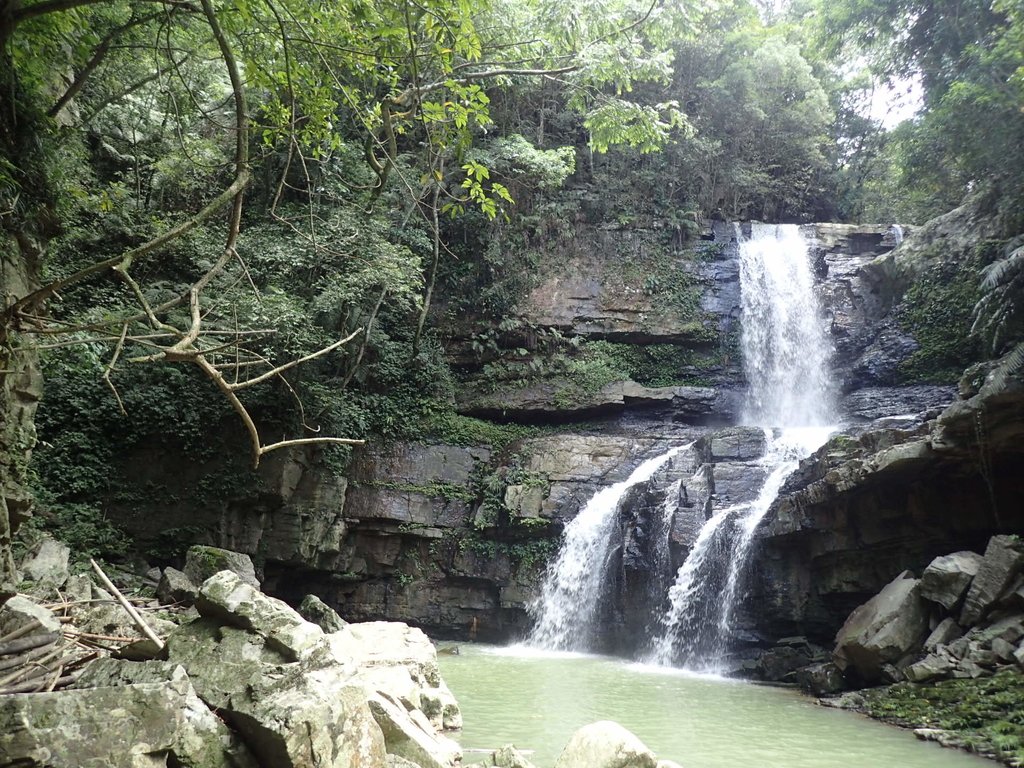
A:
419,412,544,451
863,670,1024,763
896,243,994,383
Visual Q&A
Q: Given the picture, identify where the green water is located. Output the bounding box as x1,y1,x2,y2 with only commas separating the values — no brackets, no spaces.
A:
439,645,990,768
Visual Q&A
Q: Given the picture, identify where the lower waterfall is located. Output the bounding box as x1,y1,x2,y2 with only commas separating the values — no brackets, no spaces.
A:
648,426,831,668
526,442,693,652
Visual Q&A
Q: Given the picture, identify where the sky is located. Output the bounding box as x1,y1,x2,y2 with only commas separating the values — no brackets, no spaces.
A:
866,75,924,128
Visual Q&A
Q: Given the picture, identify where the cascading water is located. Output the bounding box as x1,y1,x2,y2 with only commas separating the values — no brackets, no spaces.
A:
650,223,837,669
526,443,693,652
738,222,835,427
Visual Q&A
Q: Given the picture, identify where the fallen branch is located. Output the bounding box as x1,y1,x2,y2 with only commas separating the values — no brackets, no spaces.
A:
0,632,60,657
0,619,43,645
0,642,59,673
0,670,82,695
89,560,165,652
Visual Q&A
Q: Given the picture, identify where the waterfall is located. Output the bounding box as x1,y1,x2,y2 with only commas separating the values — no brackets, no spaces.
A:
526,443,692,652
739,223,835,428
651,223,836,670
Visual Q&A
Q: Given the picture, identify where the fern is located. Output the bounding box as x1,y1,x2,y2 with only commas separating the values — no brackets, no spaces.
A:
988,341,1024,392
973,241,1024,354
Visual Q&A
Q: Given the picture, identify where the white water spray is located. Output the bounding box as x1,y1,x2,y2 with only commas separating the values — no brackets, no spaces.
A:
527,443,693,651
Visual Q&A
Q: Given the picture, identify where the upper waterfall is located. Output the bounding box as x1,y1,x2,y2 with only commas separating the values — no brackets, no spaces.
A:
738,223,836,427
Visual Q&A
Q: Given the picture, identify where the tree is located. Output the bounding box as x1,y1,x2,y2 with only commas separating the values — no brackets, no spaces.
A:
0,0,697,577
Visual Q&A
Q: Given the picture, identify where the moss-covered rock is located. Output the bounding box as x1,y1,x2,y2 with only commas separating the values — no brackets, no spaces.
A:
862,670,1024,764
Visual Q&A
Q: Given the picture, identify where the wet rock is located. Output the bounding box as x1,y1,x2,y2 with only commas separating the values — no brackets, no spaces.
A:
554,721,657,768
19,537,70,590
493,745,539,768
795,662,847,695
711,462,768,507
299,593,348,632
920,551,983,611
157,566,198,606
833,571,929,684
960,536,1024,626
756,639,827,682
708,427,767,461
185,545,260,590
848,327,920,388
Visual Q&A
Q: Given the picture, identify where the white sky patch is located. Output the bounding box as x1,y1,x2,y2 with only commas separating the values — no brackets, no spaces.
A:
866,75,923,128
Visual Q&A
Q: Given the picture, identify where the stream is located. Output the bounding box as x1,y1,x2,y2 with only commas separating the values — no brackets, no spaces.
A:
439,644,990,768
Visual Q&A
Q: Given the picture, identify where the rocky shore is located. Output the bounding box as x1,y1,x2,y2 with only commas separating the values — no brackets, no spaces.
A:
0,543,682,768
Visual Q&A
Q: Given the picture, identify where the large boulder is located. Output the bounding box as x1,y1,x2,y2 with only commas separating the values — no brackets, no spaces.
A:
833,571,929,684
553,721,658,768
19,537,70,590
0,665,251,767
920,551,983,611
185,545,260,590
157,566,199,606
195,570,323,659
299,593,348,632
960,536,1024,626
166,575,461,768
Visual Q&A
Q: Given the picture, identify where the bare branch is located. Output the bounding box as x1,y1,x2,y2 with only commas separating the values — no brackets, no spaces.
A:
259,437,364,459
102,323,129,415
230,328,362,391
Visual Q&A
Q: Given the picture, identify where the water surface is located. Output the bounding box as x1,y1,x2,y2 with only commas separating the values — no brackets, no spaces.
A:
439,644,989,768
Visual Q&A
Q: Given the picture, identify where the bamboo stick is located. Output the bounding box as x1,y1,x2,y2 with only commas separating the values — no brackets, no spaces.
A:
89,560,165,652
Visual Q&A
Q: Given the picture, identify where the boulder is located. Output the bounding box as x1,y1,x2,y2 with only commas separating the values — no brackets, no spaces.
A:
0,594,61,634
368,691,460,768
923,617,963,652
299,593,348,632
157,566,199,606
0,666,252,767
794,662,847,695
19,538,70,590
991,637,1017,663
960,536,1024,626
324,621,462,731
920,551,983,611
904,654,956,683
553,721,657,768
195,570,323,660
493,745,538,768
185,545,260,590
833,571,929,684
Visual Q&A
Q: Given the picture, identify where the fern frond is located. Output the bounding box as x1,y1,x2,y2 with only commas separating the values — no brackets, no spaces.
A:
989,341,1024,391
981,247,1024,290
